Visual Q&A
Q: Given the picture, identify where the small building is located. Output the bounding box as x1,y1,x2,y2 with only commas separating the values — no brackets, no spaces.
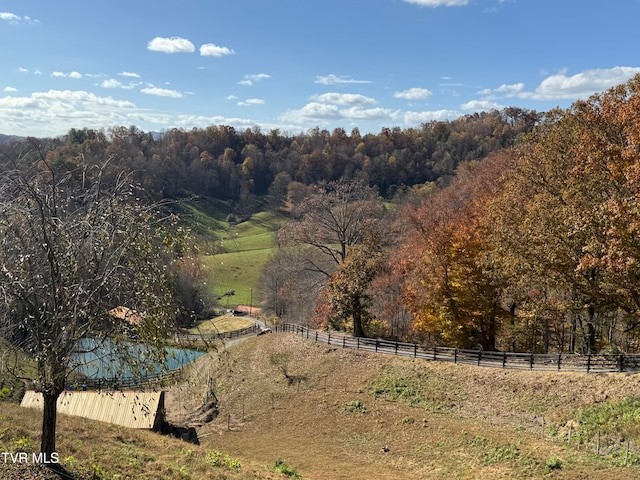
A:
21,390,165,430
234,305,262,316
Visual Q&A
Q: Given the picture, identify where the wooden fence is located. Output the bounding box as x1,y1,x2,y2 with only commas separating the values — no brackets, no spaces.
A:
174,324,260,342
274,323,640,373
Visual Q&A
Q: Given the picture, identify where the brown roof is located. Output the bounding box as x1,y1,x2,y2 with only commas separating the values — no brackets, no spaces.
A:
235,305,262,315
108,306,143,325
21,390,164,430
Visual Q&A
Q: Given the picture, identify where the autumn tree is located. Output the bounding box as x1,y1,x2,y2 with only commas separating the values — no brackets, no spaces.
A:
487,75,640,352
0,141,176,456
320,233,385,336
277,180,386,336
484,112,603,353
397,154,510,350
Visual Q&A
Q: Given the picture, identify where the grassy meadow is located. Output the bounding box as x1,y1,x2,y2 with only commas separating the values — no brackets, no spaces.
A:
179,200,284,307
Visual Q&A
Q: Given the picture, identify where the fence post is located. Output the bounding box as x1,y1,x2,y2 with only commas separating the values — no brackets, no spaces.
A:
454,349,458,364
357,337,360,350
327,333,331,345
502,352,506,369
529,354,534,370
558,354,561,371
315,331,318,342
618,354,624,372
477,351,482,366
375,339,379,352
343,336,346,348
395,342,398,355
433,346,437,361
587,355,591,373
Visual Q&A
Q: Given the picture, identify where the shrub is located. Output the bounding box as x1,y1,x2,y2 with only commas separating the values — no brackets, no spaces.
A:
343,400,367,414
272,457,302,478
546,456,562,470
206,450,241,470
483,444,519,464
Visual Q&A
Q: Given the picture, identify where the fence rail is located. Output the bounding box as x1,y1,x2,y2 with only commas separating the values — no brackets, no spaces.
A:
175,324,260,342
274,323,640,373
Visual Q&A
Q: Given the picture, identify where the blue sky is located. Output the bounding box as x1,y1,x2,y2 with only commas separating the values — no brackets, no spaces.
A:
1,0,640,137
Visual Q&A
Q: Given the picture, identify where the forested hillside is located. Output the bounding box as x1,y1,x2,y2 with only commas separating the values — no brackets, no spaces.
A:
9,108,536,206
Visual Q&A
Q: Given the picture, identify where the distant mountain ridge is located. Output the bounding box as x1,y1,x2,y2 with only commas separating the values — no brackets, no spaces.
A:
0,133,22,143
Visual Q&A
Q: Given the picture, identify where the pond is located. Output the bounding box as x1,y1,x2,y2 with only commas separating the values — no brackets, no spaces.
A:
72,338,205,380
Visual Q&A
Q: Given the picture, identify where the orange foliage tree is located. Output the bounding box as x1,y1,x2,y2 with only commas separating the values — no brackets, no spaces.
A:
397,153,511,350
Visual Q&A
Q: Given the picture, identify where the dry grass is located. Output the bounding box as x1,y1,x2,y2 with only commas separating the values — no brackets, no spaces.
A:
177,333,640,480
5,333,640,479
188,315,254,334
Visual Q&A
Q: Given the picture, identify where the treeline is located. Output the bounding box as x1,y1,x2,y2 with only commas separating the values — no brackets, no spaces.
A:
263,75,640,355
31,107,536,207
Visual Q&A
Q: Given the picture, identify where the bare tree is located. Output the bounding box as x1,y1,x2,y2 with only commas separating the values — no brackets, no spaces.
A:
0,141,176,456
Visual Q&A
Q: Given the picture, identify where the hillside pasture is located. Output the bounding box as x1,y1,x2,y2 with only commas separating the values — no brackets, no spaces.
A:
197,208,283,307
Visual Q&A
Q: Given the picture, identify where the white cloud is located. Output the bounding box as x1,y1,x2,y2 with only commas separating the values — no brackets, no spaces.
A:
404,109,461,125
4,86,18,93
311,93,376,106
341,106,398,120
147,36,195,53
403,0,469,6
519,66,640,101
100,79,122,88
0,90,146,136
393,87,433,100
0,89,260,137
140,87,183,98
238,98,265,107
200,43,235,57
286,102,342,120
226,95,238,100
0,12,20,21
51,71,83,79
476,83,524,98
238,73,271,86
495,83,524,95
172,114,255,130
0,12,40,24
18,67,29,73
314,74,372,85
281,102,398,124
461,99,503,111
119,71,140,78
0,12,38,23
100,78,141,90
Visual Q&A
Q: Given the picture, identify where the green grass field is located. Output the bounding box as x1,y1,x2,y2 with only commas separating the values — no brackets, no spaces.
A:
181,199,284,307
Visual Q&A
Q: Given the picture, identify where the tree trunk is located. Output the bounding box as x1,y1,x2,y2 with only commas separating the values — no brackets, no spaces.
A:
352,297,365,338
569,314,576,354
41,392,59,455
587,305,597,354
